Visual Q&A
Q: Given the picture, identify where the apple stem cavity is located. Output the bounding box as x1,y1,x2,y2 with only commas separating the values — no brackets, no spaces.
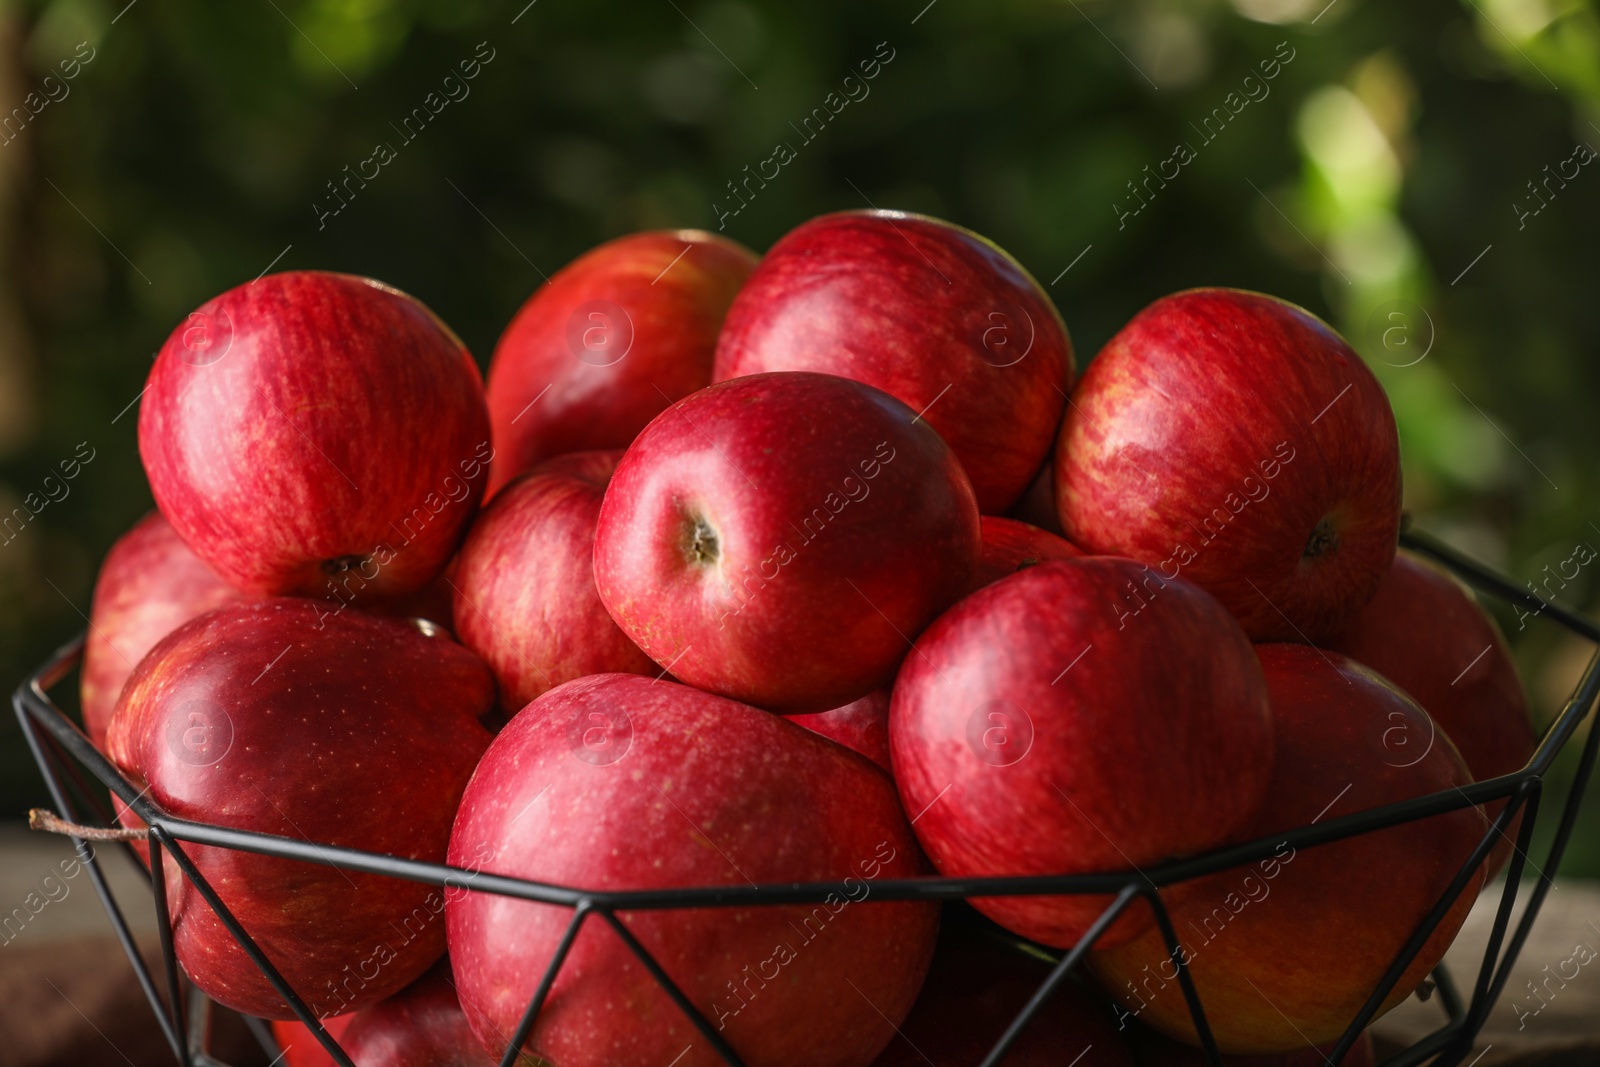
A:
322,553,373,576
1304,518,1340,560
686,514,720,566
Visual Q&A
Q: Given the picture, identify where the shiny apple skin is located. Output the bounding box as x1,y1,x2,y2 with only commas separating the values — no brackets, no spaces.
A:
106,599,495,1019
342,959,492,1067
1089,645,1485,1054
445,673,938,1067
81,511,248,745
1324,549,1533,788
1054,288,1401,644
138,271,491,599
593,371,981,713
890,557,1274,949
871,930,1134,1067
971,515,1083,594
82,511,461,746
1324,549,1534,875
452,449,654,712
786,689,892,772
485,230,758,494
270,1016,355,1067
713,210,1073,513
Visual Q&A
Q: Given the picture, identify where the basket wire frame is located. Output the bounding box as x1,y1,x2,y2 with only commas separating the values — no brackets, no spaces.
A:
12,525,1600,1067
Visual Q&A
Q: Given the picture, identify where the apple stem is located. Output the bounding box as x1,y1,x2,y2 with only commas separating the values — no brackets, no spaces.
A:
27,808,146,842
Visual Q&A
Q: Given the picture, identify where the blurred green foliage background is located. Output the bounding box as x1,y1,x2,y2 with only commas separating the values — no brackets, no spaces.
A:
1,0,1597,871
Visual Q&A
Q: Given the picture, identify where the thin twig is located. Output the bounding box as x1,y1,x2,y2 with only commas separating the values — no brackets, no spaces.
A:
29,808,144,842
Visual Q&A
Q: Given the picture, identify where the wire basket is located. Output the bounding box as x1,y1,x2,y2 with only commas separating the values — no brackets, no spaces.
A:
13,524,1600,1067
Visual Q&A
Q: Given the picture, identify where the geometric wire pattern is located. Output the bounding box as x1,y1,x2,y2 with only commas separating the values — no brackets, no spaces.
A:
13,525,1599,1067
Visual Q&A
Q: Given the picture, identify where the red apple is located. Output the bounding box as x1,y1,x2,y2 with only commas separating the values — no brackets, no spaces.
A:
971,515,1082,594
872,929,1134,1067
593,371,981,712
81,511,247,745
445,673,938,1067
270,1016,354,1067
713,210,1073,513
139,271,491,600
82,512,458,747
786,690,892,773
106,599,495,1019
451,449,654,712
1089,645,1486,1054
341,959,489,1066
890,557,1274,949
485,230,758,494
1123,1020,1375,1067
1324,549,1534,791
1054,289,1401,644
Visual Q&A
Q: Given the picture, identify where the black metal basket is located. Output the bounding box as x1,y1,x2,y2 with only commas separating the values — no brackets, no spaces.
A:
13,525,1600,1067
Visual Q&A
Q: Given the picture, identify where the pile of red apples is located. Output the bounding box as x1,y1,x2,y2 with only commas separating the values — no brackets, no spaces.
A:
83,210,1534,1067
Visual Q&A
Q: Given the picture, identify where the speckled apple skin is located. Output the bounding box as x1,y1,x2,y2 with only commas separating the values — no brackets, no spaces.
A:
486,230,758,495
107,599,495,1020
342,959,489,1067
593,371,981,713
1054,288,1401,644
1090,645,1485,1054
714,210,1073,513
452,449,654,713
785,689,892,773
81,511,248,745
1325,548,1534,875
970,515,1083,595
138,271,491,599
890,557,1274,949
445,673,939,1067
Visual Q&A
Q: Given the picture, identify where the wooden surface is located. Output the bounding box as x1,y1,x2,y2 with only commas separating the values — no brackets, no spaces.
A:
1373,876,1600,1063
3,822,1599,1065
